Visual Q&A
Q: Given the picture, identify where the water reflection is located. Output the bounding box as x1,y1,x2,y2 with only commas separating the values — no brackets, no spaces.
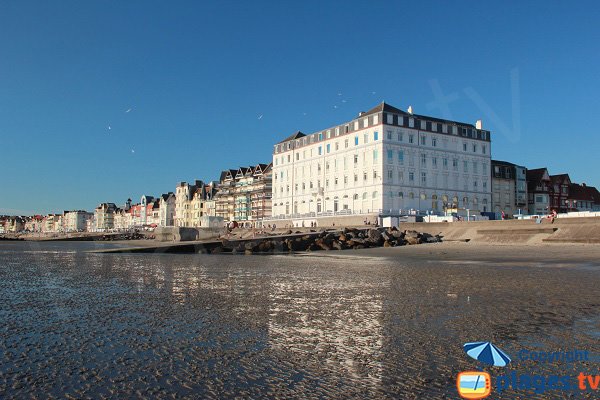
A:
267,264,385,389
2,243,600,399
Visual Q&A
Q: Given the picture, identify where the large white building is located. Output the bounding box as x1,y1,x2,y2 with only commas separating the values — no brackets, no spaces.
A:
271,102,492,218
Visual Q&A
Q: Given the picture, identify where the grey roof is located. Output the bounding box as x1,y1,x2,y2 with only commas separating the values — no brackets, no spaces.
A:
277,131,306,144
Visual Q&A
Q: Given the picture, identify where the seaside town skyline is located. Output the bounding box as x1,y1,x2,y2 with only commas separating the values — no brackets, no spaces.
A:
2,100,600,234
2,2,600,216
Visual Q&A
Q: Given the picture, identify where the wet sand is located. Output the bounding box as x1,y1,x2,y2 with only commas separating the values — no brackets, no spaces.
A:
1,241,599,399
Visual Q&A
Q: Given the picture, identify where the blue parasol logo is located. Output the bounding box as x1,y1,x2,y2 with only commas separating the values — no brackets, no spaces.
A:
463,342,511,367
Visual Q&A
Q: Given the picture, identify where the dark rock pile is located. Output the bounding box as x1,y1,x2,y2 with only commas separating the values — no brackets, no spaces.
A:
96,232,150,241
212,227,442,254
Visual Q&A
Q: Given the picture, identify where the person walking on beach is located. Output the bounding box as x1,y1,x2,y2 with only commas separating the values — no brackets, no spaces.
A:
501,210,506,220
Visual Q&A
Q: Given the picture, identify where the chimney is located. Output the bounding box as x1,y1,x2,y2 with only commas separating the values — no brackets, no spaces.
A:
476,119,483,130
407,105,413,114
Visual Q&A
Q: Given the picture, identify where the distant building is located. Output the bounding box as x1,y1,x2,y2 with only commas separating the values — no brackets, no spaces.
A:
94,203,118,231
491,160,527,217
159,192,176,227
64,210,93,232
189,182,217,227
5,216,25,233
43,214,63,233
549,174,571,213
271,102,491,220
566,183,600,211
113,207,132,231
214,163,272,224
24,215,44,232
526,168,551,215
175,180,210,227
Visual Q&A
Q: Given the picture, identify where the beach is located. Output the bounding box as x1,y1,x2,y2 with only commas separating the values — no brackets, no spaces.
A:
1,241,599,398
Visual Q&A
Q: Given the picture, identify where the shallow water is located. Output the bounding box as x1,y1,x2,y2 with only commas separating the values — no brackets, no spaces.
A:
1,242,599,399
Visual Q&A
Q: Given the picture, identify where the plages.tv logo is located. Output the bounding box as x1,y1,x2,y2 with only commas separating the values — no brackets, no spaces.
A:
457,371,491,399
457,341,512,399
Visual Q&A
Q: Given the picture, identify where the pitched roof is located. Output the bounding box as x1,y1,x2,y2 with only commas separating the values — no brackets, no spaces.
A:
492,159,519,167
568,184,600,203
527,168,550,182
362,102,477,128
277,131,306,144
550,174,571,185
361,102,407,117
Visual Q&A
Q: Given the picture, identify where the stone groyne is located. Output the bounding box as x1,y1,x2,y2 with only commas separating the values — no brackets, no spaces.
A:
95,227,442,254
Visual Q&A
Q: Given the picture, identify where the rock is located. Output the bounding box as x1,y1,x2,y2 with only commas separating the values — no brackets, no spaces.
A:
257,241,272,252
338,234,347,241
383,241,392,247
406,236,421,245
348,238,365,246
315,238,331,250
391,230,404,239
244,242,255,251
404,230,419,239
332,240,344,250
287,238,308,251
367,229,383,245
244,249,253,255
210,246,223,254
306,242,319,251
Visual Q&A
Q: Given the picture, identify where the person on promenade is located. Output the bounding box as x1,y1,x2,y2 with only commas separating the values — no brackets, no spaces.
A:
501,210,505,220
549,209,557,224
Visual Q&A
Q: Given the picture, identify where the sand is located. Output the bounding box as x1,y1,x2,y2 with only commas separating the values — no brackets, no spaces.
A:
0,241,599,399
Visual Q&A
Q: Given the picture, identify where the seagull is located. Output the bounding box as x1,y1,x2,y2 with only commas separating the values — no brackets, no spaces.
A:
337,92,342,96
131,149,135,153
108,125,112,130
342,99,347,103
333,105,338,109
258,114,263,120
125,108,132,113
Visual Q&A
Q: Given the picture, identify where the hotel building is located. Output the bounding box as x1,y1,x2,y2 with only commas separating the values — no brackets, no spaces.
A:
271,102,492,219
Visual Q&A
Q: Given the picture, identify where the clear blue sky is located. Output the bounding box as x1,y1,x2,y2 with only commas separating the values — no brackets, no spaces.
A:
1,1,599,214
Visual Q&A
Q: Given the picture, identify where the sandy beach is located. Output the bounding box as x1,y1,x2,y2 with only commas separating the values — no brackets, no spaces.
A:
1,241,599,399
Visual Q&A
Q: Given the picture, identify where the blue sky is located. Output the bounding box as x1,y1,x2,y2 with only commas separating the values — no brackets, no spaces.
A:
1,1,599,214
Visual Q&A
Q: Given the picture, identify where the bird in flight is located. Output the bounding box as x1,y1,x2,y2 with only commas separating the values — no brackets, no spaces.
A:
125,108,132,113
258,114,263,120
131,149,135,153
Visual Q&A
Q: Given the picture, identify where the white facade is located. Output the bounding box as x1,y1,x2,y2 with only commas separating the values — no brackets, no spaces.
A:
272,103,492,218
159,193,176,227
64,211,93,232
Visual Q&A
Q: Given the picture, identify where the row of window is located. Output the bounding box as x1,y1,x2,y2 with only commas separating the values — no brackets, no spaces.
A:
273,172,489,197
275,193,488,205
274,112,489,154
275,131,487,166
274,154,488,180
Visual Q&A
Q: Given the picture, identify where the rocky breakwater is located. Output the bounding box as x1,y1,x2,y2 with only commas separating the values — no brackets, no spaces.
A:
213,227,442,255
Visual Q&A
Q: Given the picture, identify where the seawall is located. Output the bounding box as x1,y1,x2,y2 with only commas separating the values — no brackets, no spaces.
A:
397,216,600,244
